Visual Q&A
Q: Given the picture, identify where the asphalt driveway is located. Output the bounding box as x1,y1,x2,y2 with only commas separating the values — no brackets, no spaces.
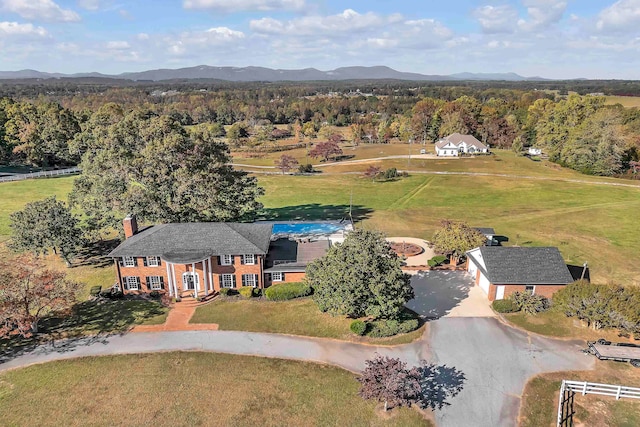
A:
406,270,493,319
427,317,594,427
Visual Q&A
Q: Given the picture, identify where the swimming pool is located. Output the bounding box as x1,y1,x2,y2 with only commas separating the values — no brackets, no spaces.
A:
271,222,346,236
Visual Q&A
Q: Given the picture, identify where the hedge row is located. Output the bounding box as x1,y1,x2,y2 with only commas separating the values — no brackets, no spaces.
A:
265,282,312,301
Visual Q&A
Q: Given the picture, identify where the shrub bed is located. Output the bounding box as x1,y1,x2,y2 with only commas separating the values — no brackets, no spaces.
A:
238,287,254,298
350,320,367,336
512,292,550,314
427,255,448,268
366,312,420,338
492,299,517,313
265,282,312,301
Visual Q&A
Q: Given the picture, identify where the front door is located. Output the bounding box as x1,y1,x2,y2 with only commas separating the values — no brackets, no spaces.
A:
495,286,505,300
183,272,198,290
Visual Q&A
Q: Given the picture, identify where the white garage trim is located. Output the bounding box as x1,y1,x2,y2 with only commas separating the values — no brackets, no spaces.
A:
478,273,490,295
495,285,505,300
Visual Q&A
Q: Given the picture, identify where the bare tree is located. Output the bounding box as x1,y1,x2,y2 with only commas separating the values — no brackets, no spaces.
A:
274,154,299,174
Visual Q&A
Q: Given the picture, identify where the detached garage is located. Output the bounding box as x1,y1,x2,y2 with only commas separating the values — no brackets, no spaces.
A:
466,246,575,301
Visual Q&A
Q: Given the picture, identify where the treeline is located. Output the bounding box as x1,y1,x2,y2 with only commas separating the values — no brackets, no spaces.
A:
1,82,639,177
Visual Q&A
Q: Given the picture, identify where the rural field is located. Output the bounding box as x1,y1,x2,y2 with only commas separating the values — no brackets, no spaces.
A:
605,95,640,108
0,352,428,427
1,149,640,287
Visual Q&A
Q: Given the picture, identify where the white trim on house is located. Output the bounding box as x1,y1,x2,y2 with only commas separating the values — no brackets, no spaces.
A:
182,272,199,290
165,262,173,297
221,274,235,288
496,285,505,300
221,254,233,266
271,272,284,282
525,285,536,294
125,276,139,290
148,275,163,290
146,256,160,267
123,256,136,267
242,274,257,287
243,254,255,265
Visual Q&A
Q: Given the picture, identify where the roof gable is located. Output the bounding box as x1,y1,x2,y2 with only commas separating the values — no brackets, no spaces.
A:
443,133,488,149
472,246,573,285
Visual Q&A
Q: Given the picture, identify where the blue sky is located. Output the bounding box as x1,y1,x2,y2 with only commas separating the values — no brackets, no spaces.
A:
0,0,638,79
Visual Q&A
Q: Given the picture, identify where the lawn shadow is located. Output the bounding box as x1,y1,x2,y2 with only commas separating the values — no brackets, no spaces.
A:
417,363,466,410
260,203,373,222
73,238,120,268
406,271,471,321
0,298,167,365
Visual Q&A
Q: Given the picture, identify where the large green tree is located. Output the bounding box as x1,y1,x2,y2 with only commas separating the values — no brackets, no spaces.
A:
9,196,84,267
307,229,414,319
432,220,486,266
70,110,264,233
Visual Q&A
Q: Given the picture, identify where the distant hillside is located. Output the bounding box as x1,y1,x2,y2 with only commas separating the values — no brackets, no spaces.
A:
0,65,549,82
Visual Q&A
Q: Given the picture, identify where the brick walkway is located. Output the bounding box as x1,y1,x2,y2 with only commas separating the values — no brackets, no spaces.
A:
132,298,219,332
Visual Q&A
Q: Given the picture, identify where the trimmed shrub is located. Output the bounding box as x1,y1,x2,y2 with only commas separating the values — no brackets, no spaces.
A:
427,255,448,268
89,285,102,297
252,288,262,298
492,299,517,313
367,317,419,338
512,291,550,315
265,282,312,301
219,288,237,297
149,290,161,299
298,163,314,173
350,320,367,336
239,287,254,298
383,167,398,180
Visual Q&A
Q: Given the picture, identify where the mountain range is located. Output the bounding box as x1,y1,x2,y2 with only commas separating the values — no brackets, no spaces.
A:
0,65,549,82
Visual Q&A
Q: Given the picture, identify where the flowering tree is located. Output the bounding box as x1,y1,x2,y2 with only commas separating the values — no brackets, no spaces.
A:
274,154,299,174
357,354,421,411
363,165,382,182
0,255,82,338
309,141,343,162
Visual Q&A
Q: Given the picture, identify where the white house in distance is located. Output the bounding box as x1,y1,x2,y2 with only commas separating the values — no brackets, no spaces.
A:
528,147,542,156
435,133,489,157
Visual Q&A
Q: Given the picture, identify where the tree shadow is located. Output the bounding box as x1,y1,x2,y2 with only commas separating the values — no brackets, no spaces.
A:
567,264,590,282
73,238,120,268
417,363,466,410
0,298,167,365
406,271,471,321
260,203,373,222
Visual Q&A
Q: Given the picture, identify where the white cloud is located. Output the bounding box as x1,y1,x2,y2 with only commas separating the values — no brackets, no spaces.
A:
597,0,640,32
1,0,81,22
166,27,245,56
183,0,304,12
518,0,567,31
250,9,393,36
0,21,48,37
76,0,99,10
473,5,519,34
106,40,130,50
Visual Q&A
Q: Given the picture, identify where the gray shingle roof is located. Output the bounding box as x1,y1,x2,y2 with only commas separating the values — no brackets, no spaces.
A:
468,246,574,285
436,133,488,149
108,222,273,262
474,227,496,235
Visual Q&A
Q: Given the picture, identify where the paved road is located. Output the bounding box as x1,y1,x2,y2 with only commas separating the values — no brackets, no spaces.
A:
429,317,593,427
0,318,593,427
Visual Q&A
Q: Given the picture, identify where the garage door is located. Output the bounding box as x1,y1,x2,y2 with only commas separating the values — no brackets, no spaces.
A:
478,273,490,295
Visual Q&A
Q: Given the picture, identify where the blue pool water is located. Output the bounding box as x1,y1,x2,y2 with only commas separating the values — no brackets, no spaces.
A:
271,222,344,235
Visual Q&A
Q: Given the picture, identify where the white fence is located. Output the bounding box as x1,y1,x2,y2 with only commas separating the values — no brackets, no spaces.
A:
0,167,81,183
563,380,640,400
557,380,640,426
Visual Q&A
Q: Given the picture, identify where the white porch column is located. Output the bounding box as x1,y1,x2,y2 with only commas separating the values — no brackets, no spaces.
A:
191,262,198,296
207,257,213,293
171,263,178,296
165,261,173,297
203,258,209,297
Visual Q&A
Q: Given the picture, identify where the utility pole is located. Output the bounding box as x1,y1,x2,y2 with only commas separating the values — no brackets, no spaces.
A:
407,138,413,169
581,262,588,280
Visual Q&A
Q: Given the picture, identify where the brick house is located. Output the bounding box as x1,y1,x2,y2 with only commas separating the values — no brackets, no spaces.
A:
466,246,575,301
108,215,330,297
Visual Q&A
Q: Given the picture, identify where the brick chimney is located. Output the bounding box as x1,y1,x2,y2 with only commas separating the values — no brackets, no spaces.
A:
123,214,138,239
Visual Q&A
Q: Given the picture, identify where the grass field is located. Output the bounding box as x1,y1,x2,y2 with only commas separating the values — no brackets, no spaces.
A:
1,150,639,286
605,95,640,108
191,298,425,345
519,361,640,427
0,353,430,427
504,309,635,342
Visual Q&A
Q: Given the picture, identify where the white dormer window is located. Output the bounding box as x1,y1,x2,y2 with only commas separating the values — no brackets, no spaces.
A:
221,255,233,266
243,254,255,265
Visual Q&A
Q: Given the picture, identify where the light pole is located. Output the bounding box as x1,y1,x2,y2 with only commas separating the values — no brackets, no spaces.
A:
407,138,413,169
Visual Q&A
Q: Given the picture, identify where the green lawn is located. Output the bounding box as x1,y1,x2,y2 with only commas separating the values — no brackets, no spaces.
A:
191,298,425,345
0,353,430,427
520,362,640,427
